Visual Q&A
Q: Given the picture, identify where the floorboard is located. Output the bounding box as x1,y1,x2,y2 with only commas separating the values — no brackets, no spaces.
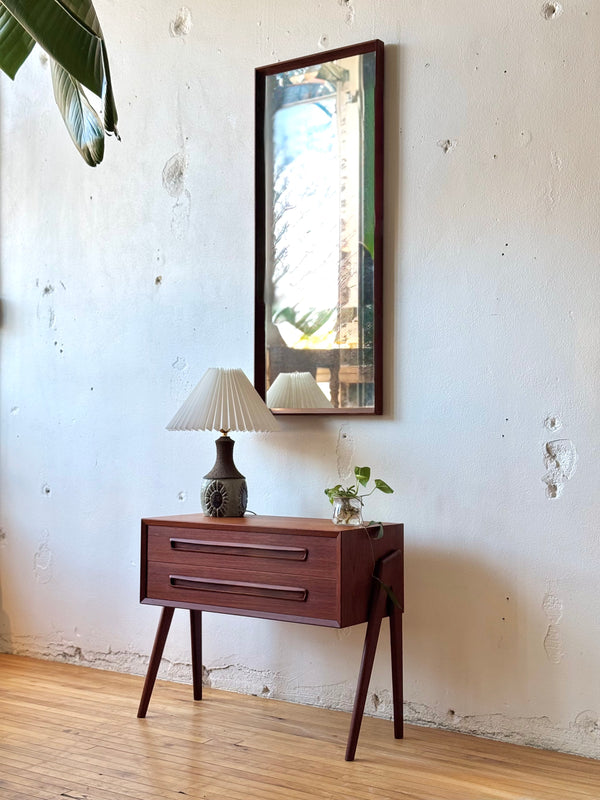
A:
0,654,598,800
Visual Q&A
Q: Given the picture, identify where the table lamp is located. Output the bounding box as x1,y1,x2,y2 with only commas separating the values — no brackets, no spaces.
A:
266,371,333,409
166,367,279,516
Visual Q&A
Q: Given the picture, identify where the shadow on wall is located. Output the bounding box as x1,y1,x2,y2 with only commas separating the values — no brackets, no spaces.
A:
0,559,12,653
403,544,527,718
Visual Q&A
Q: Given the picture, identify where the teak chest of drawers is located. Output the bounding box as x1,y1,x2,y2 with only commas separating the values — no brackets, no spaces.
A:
138,514,404,760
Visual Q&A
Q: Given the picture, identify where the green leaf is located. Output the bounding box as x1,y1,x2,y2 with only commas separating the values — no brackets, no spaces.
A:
0,5,35,79
51,58,104,166
2,0,118,134
374,478,394,494
3,0,103,93
355,466,371,488
324,485,342,504
59,0,100,30
60,0,118,136
273,305,335,338
365,521,384,539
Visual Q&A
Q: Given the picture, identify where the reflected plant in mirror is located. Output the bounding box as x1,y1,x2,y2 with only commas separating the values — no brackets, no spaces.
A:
255,40,384,414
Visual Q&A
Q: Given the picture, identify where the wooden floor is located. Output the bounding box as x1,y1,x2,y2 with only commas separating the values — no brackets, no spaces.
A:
1,655,599,800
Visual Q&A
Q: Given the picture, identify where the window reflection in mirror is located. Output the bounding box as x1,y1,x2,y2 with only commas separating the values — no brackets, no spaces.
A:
255,40,384,414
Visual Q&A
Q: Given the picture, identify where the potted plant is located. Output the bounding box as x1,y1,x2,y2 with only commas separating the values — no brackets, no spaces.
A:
324,466,393,526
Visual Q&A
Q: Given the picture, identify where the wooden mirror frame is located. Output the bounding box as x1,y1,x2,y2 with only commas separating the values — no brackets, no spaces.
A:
254,39,384,415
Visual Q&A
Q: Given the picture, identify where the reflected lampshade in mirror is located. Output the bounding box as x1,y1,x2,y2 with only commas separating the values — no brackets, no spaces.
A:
266,371,333,410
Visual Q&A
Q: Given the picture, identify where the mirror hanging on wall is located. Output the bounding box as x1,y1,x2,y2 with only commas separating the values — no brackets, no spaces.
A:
255,40,384,414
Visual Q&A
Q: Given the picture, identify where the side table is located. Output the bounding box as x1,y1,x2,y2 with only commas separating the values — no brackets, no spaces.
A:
137,514,404,761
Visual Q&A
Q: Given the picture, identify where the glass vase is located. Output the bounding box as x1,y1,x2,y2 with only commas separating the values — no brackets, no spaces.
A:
332,496,363,526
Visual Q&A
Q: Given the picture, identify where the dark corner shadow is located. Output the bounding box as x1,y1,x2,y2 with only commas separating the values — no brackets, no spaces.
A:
403,544,524,710
383,43,403,422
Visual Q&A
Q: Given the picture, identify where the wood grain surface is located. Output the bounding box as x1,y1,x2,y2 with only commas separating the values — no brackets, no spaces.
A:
1,655,599,800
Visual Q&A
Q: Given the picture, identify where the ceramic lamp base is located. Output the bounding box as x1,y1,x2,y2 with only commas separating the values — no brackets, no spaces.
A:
201,476,248,517
201,434,248,517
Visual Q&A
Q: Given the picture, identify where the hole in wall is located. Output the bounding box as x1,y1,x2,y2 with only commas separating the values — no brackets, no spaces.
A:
541,2,562,19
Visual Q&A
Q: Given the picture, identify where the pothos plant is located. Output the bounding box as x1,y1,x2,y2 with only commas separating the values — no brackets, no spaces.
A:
0,0,119,165
325,465,400,607
325,465,393,531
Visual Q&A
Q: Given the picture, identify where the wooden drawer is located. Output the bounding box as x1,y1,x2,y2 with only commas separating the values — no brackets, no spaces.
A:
145,561,337,623
146,525,338,580
140,516,403,627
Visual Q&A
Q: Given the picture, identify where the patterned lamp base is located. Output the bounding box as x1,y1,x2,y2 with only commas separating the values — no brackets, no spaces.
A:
201,434,248,517
201,477,248,517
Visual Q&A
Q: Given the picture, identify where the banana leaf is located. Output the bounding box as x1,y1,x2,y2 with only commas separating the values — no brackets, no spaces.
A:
51,58,104,166
0,5,34,78
0,0,118,164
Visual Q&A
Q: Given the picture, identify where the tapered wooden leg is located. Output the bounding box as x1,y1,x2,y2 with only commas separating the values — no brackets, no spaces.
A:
190,609,203,701
390,598,404,739
345,549,404,760
137,606,174,718
345,576,387,761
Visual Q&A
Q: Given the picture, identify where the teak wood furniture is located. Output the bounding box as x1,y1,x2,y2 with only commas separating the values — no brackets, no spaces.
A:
138,514,404,760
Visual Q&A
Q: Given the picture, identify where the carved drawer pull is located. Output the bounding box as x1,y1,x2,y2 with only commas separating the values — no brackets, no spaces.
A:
169,575,308,602
169,538,308,561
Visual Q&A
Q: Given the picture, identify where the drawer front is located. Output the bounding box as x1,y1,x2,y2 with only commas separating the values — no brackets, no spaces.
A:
145,561,337,621
146,525,338,580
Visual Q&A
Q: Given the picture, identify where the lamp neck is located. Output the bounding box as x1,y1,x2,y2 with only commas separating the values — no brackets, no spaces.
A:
204,433,245,480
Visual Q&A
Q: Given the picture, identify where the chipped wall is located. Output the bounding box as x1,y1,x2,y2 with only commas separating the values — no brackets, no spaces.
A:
1,0,600,760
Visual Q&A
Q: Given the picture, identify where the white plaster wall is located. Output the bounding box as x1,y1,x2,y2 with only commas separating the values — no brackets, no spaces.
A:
1,0,599,759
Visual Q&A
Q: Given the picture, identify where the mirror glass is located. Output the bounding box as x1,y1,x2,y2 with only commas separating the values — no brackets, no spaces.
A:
255,40,384,414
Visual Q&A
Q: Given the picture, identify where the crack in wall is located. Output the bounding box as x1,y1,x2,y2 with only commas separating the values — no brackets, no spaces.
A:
542,439,577,498
541,2,563,20
404,703,600,759
170,6,193,37
162,151,191,238
542,592,564,663
337,0,355,26
33,530,53,584
438,138,457,154
162,152,188,198
335,424,355,483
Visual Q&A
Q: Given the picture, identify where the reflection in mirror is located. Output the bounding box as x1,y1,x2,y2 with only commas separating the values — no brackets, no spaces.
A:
267,371,333,410
255,40,384,414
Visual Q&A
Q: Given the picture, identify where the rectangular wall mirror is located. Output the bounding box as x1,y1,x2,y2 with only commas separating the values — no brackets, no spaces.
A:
255,39,384,414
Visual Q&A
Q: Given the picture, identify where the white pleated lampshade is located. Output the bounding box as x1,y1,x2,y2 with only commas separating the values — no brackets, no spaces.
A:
266,371,333,409
166,368,279,432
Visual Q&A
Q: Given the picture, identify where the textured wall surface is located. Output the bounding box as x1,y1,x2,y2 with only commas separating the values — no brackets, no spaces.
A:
1,0,599,759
